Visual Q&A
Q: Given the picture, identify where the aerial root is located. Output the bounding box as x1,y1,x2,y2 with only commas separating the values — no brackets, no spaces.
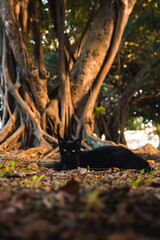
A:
41,130,58,145
41,99,61,135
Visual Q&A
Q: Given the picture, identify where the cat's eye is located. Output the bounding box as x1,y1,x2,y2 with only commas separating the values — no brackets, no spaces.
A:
72,149,76,152
63,149,67,152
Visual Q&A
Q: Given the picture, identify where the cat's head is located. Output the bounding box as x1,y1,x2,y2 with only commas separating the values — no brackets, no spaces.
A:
58,137,81,169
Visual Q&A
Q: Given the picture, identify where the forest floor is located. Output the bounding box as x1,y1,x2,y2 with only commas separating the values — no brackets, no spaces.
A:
0,145,160,240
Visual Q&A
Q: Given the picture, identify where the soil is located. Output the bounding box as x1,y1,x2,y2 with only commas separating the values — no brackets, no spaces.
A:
0,148,160,240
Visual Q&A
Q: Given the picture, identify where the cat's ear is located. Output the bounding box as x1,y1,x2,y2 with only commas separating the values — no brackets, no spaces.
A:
58,137,65,145
75,138,81,146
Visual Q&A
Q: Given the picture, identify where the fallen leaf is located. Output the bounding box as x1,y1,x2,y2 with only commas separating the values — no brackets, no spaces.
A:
78,167,88,174
60,177,80,195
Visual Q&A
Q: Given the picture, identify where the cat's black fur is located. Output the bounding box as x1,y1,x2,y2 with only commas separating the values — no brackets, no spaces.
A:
58,138,151,172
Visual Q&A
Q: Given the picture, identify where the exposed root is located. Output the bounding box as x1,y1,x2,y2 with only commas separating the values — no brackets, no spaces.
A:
74,116,82,137
134,152,160,162
41,130,58,144
71,134,92,149
82,123,116,147
42,147,59,160
0,123,25,150
0,112,17,144
23,141,52,158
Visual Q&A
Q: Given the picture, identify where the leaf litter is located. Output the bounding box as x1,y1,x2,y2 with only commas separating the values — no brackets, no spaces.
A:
0,150,160,239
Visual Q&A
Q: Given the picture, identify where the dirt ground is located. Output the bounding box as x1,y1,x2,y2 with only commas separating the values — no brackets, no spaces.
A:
0,148,160,240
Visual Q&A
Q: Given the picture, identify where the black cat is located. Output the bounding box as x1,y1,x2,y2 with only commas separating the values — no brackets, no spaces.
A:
58,137,151,172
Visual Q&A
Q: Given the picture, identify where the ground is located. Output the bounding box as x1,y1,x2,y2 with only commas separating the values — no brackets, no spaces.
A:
0,147,160,240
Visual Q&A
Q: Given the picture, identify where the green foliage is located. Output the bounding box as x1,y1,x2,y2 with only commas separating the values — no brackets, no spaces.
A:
0,160,20,177
29,175,45,188
132,178,150,188
94,106,105,117
126,116,145,130
66,0,100,41
128,99,160,128
20,175,46,189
